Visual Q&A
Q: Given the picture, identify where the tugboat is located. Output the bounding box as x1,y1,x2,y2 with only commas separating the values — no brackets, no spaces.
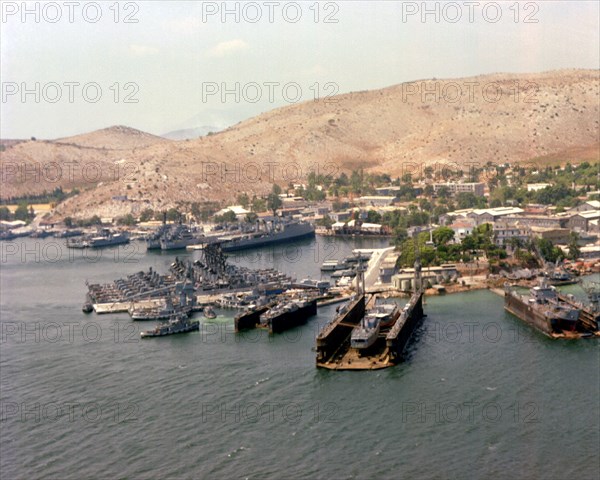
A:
203,306,217,319
140,314,199,338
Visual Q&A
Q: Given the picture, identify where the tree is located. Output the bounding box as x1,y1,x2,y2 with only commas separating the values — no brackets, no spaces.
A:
536,238,563,263
567,232,581,261
418,198,432,212
245,212,258,223
271,184,282,196
117,214,136,226
508,237,523,252
392,226,408,247
432,227,455,246
139,208,154,222
216,210,237,223
316,215,334,230
461,235,477,253
0,206,11,221
63,216,73,227
14,203,31,222
237,193,250,208
456,192,484,209
166,208,181,222
251,197,266,213
366,210,382,223
436,186,451,199
267,192,282,215
350,169,364,193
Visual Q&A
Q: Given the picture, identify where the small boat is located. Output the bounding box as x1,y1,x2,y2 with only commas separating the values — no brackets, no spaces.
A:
82,302,93,313
367,303,401,329
331,269,356,279
321,260,349,272
204,306,217,319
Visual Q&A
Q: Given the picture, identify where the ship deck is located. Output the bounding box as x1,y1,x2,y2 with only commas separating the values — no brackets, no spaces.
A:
317,336,393,370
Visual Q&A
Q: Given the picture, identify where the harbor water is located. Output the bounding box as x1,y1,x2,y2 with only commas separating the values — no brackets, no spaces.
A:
1,237,598,479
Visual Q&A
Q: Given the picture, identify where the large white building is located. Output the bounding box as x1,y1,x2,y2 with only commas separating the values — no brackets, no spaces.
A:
433,182,485,196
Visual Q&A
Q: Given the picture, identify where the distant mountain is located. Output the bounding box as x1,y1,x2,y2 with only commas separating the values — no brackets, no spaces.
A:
0,125,169,200
2,70,598,220
161,126,221,140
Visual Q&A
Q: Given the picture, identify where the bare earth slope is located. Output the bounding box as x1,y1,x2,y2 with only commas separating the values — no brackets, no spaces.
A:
1,70,598,219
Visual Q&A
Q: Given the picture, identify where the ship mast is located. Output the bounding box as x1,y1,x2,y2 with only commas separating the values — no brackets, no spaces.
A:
580,280,600,313
356,252,366,296
413,231,422,293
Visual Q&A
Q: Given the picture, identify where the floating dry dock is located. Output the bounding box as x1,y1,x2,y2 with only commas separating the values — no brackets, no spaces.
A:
502,280,600,339
316,290,424,370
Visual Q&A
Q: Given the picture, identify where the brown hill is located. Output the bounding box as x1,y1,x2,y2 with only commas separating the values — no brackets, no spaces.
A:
0,126,168,201
1,70,598,219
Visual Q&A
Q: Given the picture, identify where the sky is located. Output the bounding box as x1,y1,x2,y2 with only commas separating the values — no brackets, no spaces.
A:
1,0,599,139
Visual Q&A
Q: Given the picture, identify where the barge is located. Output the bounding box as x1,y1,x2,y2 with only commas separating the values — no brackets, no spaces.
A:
504,280,599,338
235,305,271,332
260,298,317,334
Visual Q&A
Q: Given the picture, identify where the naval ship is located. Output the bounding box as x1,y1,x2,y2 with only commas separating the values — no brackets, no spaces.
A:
220,220,315,252
140,314,199,338
66,229,130,248
350,302,401,350
504,280,582,336
159,224,207,250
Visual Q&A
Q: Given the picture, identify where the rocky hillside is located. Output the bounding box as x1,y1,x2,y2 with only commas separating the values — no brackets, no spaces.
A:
1,69,598,219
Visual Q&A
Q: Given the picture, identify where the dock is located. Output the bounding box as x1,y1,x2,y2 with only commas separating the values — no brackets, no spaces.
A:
316,290,424,370
316,232,426,370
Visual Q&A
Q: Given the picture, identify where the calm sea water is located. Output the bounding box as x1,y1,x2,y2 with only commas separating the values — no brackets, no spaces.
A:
1,237,598,479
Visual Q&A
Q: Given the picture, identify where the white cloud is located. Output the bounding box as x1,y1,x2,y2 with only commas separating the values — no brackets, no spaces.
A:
207,39,249,58
129,44,159,56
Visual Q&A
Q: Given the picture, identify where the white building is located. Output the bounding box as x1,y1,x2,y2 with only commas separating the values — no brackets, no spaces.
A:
526,183,552,192
215,205,251,220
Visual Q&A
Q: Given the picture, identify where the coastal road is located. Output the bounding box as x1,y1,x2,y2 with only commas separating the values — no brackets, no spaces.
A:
353,247,395,292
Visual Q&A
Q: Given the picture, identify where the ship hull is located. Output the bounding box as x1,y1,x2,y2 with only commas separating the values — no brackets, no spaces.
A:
140,323,199,338
146,240,161,250
89,237,129,248
160,238,200,250
504,292,554,336
235,306,270,332
221,223,315,252
267,299,317,334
